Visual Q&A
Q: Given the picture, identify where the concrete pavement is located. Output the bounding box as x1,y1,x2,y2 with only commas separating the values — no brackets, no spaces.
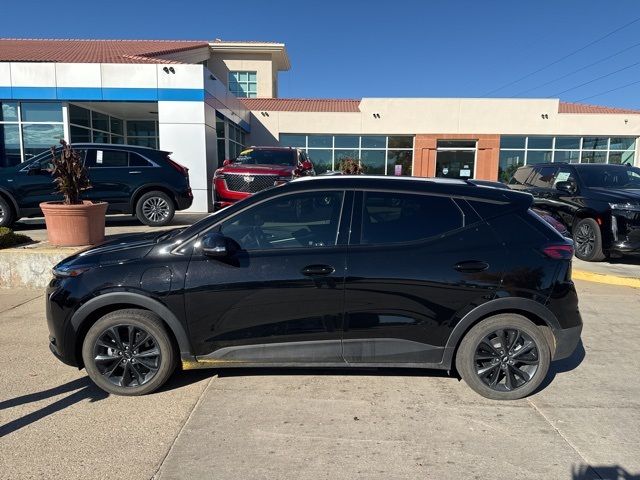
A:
1,281,639,480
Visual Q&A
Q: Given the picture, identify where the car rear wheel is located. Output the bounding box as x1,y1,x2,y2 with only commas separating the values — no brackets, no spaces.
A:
455,314,551,400
0,196,15,228
573,217,605,261
135,191,175,226
82,309,176,396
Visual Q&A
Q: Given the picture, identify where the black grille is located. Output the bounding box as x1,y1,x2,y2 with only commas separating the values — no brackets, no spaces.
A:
224,173,278,193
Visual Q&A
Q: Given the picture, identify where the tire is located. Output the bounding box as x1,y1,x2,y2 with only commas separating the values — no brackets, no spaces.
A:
455,314,551,400
135,191,175,226
82,309,176,396
573,217,605,262
0,196,15,228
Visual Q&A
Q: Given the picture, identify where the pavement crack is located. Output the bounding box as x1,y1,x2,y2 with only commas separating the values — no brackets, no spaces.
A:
151,373,217,480
0,293,43,314
527,398,603,480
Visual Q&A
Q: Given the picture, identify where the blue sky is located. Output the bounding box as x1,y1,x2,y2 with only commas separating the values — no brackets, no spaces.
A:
3,0,640,108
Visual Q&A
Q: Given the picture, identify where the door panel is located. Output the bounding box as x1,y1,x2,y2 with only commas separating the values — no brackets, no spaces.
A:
184,190,352,364
84,149,137,209
343,191,504,365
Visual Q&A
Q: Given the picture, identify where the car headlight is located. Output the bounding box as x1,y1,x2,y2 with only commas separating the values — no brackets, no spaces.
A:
609,202,640,211
52,265,91,278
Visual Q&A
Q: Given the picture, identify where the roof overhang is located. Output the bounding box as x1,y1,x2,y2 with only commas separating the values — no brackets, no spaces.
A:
209,41,290,71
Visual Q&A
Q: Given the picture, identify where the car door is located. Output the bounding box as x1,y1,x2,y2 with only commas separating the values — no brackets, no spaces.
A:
546,165,582,227
342,190,505,365
84,148,136,211
183,189,353,364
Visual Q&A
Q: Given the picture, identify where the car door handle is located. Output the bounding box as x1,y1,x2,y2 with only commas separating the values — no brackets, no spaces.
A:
454,261,489,273
301,264,335,277
129,170,142,174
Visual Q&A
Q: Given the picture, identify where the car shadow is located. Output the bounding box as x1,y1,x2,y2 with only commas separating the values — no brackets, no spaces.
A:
572,464,640,480
534,339,586,394
0,377,108,437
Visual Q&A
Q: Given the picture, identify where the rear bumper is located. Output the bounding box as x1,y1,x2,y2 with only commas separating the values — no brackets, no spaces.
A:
552,324,582,360
175,188,193,211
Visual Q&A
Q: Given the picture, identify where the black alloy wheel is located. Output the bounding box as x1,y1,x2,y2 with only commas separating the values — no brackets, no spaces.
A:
82,309,176,396
456,314,551,400
93,325,160,388
474,328,539,392
573,217,605,262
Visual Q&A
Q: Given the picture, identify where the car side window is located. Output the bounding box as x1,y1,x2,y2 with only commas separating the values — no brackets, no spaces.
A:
527,166,558,188
360,191,463,244
219,190,344,250
30,149,87,172
509,166,533,185
129,153,153,167
84,149,129,168
552,166,576,188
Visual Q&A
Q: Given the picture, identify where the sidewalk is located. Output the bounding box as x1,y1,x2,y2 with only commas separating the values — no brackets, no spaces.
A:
573,257,640,288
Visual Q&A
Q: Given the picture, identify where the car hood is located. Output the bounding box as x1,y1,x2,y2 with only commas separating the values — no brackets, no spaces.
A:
587,187,640,204
55,230,167,268
219,164,296,176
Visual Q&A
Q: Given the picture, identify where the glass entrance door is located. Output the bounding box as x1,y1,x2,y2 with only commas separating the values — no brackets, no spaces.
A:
435,140,477,179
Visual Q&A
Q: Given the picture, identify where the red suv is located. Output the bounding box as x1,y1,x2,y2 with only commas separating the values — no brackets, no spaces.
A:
213,147,315,208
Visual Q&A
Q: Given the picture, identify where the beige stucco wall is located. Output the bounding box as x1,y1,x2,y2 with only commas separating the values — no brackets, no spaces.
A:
207,52,277,98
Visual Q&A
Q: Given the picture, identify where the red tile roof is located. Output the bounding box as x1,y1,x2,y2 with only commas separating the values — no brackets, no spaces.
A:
240,98,361,112
559,101,640,114
0,38,210,64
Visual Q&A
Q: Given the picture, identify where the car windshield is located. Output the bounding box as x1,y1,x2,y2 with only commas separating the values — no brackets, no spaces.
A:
578,165,640,189
233,148,296,166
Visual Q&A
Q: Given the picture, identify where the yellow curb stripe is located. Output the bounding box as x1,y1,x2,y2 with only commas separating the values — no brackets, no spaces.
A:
573,269,640,289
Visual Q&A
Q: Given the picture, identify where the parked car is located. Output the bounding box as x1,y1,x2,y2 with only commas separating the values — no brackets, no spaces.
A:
46,175,581,400
507,162,640,261
212,146,314,209
0,143,192,228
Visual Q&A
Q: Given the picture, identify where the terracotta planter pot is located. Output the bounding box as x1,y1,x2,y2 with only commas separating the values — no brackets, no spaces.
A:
40,201,108,247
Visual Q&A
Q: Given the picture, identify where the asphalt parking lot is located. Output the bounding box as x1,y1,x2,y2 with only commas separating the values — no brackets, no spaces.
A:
1,279,639,480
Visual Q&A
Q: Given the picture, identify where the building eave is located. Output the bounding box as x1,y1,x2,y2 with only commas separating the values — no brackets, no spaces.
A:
209,41,290,71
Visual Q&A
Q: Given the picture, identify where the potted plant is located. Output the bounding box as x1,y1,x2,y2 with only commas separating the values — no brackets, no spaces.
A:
338,157,364,175
40,140,107,246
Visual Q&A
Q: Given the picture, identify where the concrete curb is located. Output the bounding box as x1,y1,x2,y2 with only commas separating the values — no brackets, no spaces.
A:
572,269,640,289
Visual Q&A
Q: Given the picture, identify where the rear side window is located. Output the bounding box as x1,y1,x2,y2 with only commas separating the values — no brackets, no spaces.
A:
527,166,558,188
84,149,153,168
509,166,533,185
360,192,463,244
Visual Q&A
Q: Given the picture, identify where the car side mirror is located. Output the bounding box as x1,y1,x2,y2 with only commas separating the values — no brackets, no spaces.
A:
200,232,229,257
222,159,232,167
556,181,576,194
301,160,313,171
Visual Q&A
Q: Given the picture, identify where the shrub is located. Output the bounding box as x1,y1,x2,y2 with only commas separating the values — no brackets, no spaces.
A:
339,157,364,175
50,140,92,205
0,227,32,249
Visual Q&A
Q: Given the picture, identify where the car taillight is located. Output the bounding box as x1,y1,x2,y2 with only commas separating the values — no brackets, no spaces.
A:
166,156,189,176
542,244,574,260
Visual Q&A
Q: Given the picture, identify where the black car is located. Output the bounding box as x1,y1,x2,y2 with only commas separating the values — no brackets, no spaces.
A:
46,176,582,400
0,143,193,228
508,162,640,261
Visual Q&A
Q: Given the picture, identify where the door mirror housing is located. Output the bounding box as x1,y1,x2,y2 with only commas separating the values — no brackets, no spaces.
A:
556,180,576,195
201,232,229,257
222,159,232,167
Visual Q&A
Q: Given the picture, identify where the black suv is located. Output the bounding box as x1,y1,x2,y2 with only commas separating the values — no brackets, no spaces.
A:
0,143,193,228
508,162,640,261
46,176,581,400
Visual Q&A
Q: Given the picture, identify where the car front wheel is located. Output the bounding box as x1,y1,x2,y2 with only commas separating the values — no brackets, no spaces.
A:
573,217,605,261
455,314,551,400
0,196,15,228
136,191,175,226
82,309,176,396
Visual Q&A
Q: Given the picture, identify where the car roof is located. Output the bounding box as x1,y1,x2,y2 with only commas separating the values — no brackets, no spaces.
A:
520,162,634,169
67,143,167,153
287,175,532,204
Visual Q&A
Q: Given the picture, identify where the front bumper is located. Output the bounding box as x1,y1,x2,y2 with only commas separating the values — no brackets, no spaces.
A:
552,324,583,360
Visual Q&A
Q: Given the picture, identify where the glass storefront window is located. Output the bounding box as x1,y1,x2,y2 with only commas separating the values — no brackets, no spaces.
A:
581,151,607,163
500,136,526,149
127,120,156,137
527,136,553,149
554,150,580,163
526,151,553,164
361,136,386,148
498,150,525,183
388,136,413,149
335,149,359,163
280,134,306,147
22,124,64,159
307,149,332,174
91,111,109,132
307,135,332,148
21,102,62,122
69,104,90,127
555,137,581,149
608,151,635,165
609,137,635,151
360,150,385,175
0,124,21,167
334,135,359,148
387,150,413,176
70,125,91,143
583,137,608,150
1,102,18,122
110,117,124,136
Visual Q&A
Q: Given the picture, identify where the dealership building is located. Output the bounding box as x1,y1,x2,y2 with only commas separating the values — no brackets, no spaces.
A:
1,38,639,212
